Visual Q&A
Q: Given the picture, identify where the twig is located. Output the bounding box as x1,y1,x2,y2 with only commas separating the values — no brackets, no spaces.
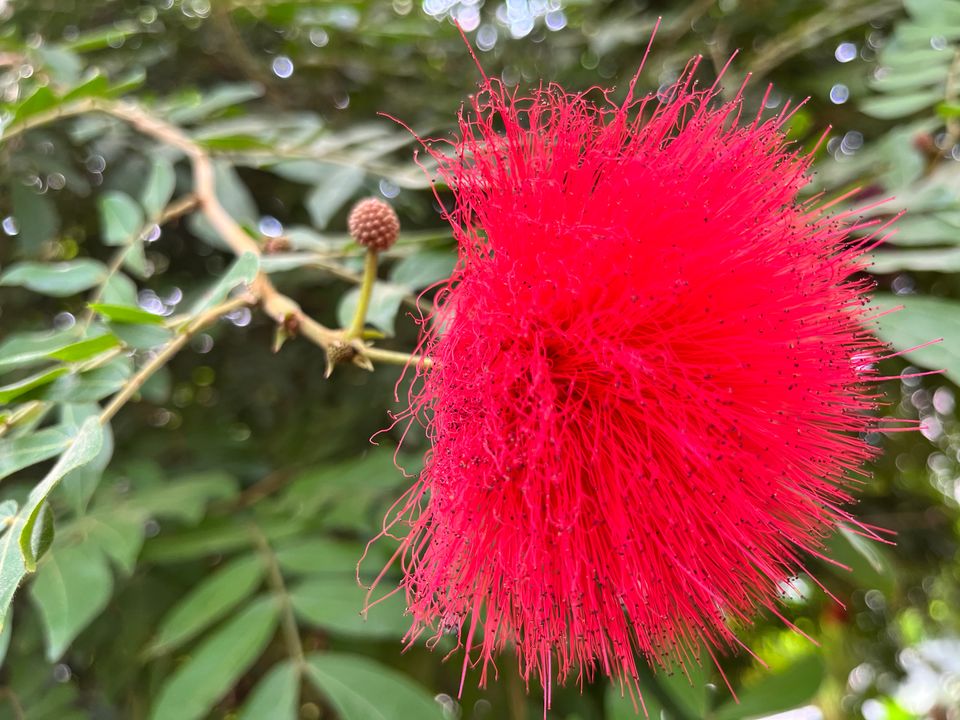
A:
661,0,716,43
158,193,201,224
225,469,296,510
748,0,900,81
3,98,430,371
364,346,429,367
98,294,252,425
250,524,306,672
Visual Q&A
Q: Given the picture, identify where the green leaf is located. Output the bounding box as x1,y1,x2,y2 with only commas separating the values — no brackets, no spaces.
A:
712,654,825,720
29,543,113,661
275,537,370,576
46,334,121,363
82,514,143,575
58,404,115,514
19,417,104,571
872,293,960,385
98,191,144,247
305,653,443,720
0,604,12,668
869,63,948,93
197,132,275,152
0,331,78,373
141,158,177,218
109,323,173,349
389,250,456,290
0,502,17,523
127,471,238,525
904,0,960,24
143,517,300,563
337,282,408,336
42,357,133,403
607,660,709,720
188,252,259,315
291,577,408,639
0,426,73,481
88,303,166,325
145,554,265,658
32,45,83,89
0,260,108,297
28,502,56,568
860,90,943,119
936,101,960,118
871,247,960,274
62,22,141,52
238,660,299,720
62,70,111,102
101,272,139,306
278,451,406,531
10,184,59,253
0,513,28,632
305,165,366,229
824,527,895,595
11,86,59,125
166,83,265,125
149,596,279,720
0,367,70,404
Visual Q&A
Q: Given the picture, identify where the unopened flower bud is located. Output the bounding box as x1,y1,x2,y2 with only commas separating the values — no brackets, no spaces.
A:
347,197,400,251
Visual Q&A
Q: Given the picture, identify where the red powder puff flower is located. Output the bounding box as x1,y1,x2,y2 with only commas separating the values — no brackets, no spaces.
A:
367,43,903,714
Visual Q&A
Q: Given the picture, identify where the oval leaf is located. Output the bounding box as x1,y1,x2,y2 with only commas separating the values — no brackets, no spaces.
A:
141,158,177,218
238,660,299,720
188,252,259,315
290,577,409,639
145,553,265,658
98,191,144,246
305,653,443,720
713,654,825,720
149,596,279,720
29,543,113,661
88,303,166,325
0,260,107,297
19,418,104,571
872,293,960,385
0,425,73,482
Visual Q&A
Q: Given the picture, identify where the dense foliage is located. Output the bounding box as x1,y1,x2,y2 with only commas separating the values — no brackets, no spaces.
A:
0,1,958,719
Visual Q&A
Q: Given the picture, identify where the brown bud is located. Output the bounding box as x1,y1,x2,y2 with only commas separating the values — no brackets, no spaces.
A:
912,132,937,156
282,312,300,337
263,236,292,254
347,197,400,251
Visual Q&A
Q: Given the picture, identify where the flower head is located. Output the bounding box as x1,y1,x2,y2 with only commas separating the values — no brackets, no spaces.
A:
348,197,401,251
372,55,893,710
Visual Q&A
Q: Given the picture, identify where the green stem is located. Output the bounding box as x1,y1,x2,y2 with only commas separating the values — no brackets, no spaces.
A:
345,248,378,340
363,346,432,369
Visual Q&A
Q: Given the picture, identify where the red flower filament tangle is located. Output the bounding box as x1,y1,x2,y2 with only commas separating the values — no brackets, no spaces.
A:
368,51,905,712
